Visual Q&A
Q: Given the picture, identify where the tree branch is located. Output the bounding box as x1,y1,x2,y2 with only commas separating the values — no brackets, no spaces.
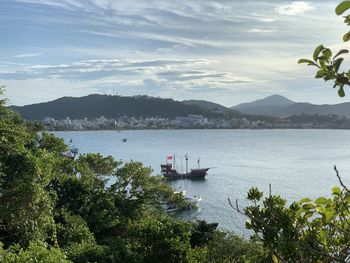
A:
334,165,350,193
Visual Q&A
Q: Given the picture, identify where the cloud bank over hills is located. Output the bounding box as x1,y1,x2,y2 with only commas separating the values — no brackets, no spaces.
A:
1,0,349,106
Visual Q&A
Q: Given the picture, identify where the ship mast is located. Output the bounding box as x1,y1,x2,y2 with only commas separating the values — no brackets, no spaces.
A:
185,153,188,174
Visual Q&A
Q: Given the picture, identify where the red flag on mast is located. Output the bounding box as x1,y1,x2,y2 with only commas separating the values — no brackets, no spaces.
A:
167,155,173,160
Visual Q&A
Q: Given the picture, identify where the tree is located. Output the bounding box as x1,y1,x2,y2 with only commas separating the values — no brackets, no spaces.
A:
0,98,56,246
0,87,199,262
206,231,265,263
190,220,218,248
126,213,193,263
230,167,350,262
0,87,268,262
0,242,71,263
298,1,350,97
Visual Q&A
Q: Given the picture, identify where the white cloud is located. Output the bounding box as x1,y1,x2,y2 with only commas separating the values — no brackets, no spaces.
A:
0,61,26,66
275,1,314,16
13,53,43,58
14,0,82,11
1,57,256,105
256,18,276,23
248,29,277,33
4,0,346,105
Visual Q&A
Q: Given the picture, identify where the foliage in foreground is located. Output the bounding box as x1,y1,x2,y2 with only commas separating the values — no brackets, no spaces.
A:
231,179,350,262
0,242,71,263
292,3,350,259
0,87,264,262
1,83,350,262
299,1,350,97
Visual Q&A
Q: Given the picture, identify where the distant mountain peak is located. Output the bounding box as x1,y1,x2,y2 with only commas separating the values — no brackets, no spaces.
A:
229,94,350,119
261,94,295,105
232,94,295,111
247,94,294,106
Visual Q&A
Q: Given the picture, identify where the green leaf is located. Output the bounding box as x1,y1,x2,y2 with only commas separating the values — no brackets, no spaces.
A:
326,65,333,71
345,14,350,25
333,58,344,72
315,70,326,79
319,229,328,246
343,32,350,42
302,203,314,210
305,211,314,218
298,59,318,66
335,1,350,15
322,48,332,59
325,209,336,223
315,197,328,205
300,197,312,204
319,57,331,67
298,58,311,64
313,45,325,61
345,194,350,203
333,49,349,59
332,186,342,195
338,86,345,97
272,254,279,263
316,206,325,214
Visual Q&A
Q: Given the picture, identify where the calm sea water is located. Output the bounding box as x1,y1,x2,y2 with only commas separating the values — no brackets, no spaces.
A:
55,129,350,236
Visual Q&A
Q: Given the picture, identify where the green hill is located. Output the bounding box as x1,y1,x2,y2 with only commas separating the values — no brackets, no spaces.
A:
11,94,241,120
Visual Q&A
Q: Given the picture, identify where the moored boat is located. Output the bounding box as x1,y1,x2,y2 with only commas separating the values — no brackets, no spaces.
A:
61,147,79,159
161,154,210,179
165,190,202,212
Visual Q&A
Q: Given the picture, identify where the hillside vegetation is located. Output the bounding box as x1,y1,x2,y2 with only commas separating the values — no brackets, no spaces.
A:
11,94,242,120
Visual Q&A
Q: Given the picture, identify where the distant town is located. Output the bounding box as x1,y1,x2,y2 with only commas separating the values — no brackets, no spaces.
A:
42,113,350,131
12,93,350,130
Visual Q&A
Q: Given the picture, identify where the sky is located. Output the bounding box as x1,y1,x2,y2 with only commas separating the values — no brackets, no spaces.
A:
1,0,350,106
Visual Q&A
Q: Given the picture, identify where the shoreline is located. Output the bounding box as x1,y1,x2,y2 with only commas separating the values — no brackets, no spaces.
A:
50,127,350,132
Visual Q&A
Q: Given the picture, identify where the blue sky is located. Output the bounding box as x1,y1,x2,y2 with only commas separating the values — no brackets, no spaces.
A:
1,0,350,106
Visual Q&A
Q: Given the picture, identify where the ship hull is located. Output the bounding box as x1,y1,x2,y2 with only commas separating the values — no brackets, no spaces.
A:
161,165,209,179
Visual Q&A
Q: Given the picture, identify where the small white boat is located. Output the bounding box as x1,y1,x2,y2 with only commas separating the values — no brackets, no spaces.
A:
177,190,201,207
61,147,79,159
185,195,202,207
166,190,201,212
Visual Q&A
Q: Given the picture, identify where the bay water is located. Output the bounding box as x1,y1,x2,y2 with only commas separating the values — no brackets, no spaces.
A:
55,129,350,236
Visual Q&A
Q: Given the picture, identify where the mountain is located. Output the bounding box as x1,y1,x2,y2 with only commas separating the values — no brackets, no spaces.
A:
231,94,350,118
11,94,239,120
182,100,229,112
275,102,350,118
12,93,350,122
231,94,295,115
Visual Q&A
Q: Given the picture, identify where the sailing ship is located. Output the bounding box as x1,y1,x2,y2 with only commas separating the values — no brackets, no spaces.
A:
161,154,210,179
